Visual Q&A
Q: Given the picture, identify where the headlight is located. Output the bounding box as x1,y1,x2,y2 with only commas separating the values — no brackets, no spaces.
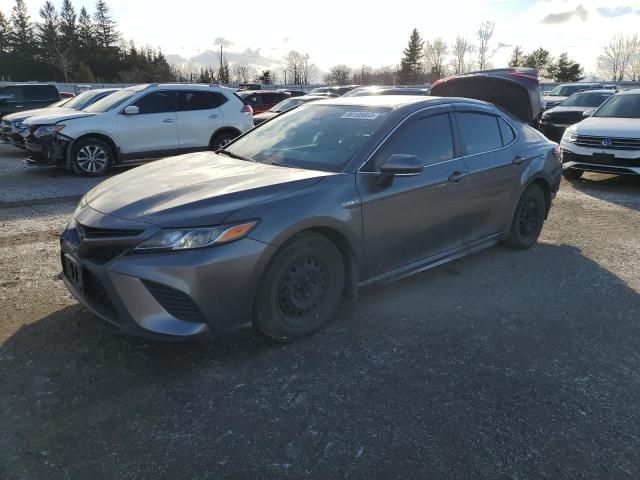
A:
563,130,577,143
134,221,258,252
34,125,65,138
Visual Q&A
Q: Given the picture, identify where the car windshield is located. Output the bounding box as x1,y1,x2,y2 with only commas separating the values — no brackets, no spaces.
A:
224,104,390,172
65,90,112,110
83,89,137,113
548,85,584,96
270,98,305,112
594,94,640,119
561,92,612,107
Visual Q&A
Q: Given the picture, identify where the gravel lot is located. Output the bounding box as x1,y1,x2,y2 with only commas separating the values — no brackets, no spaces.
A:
1,143,640,479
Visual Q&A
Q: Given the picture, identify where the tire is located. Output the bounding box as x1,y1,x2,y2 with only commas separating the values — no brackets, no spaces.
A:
71,138,113,177
562,168,583,180
210,131,238,151
503,184,546,250
254,233,345,342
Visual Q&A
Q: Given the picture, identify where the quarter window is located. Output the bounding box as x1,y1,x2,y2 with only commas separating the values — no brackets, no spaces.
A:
457,112,503,155
370,113,455,171
498,117,515,146
132,91,176,114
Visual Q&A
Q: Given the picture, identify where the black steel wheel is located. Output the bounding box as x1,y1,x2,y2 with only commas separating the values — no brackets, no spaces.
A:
503,184,546,250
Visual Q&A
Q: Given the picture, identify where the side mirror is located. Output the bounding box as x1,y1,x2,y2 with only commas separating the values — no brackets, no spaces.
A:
123,105,139,115
380,154,424,176
583,109,595,118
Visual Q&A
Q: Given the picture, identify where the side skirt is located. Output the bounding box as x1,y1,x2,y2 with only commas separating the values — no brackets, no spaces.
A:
359,233,504,288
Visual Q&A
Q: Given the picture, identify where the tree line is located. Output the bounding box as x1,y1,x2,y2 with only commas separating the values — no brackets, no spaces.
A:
325,24,587,86
0,0,174,83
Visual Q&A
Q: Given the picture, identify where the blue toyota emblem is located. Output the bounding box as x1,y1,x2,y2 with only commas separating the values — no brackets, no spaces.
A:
601,138,613,148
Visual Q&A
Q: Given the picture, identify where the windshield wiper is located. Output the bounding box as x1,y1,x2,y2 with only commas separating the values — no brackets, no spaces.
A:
271,160,301,169
217,150,256,163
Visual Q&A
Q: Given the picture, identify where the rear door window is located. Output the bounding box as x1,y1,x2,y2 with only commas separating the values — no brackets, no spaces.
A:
133,91,176,114
457,112,503,155
0,86,24,101
177,91,227,111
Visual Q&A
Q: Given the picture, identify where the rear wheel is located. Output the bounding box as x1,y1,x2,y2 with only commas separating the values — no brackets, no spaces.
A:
210,131,238,151
503,184,546,250
254,233,345,342
562,168,583,180
71,138,113,177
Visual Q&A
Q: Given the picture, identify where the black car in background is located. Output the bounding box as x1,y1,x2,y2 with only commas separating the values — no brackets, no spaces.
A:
252,95,326,125
539,89,615,140
542,82,604,110
309,85,359,96
344,86,429,97
0,84,61,118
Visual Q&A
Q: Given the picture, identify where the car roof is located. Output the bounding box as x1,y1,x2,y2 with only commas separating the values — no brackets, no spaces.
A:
570,89,615,94
616,88,640,95
558,82,602,86
237,90,284,95
310,95,490,110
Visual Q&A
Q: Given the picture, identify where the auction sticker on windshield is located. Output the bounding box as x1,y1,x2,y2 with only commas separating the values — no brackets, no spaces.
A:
341,111,383,120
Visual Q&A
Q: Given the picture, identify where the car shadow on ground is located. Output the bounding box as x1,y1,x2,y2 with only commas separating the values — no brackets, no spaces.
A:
565,173,640,211
2,243,640,479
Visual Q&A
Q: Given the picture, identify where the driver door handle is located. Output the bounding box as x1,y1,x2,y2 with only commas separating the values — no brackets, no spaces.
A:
209,114,218,119
163,118,175,123
448,171,469,183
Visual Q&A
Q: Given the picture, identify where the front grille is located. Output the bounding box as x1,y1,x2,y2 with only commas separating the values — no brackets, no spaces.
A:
83,270,119,320
81,247,126,265
142,280,206,324
574,135,640,150
564,151,639,168
546,111,583,125
80,225,144,239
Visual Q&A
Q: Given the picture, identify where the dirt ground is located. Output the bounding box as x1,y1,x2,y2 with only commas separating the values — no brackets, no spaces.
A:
1,144,640,479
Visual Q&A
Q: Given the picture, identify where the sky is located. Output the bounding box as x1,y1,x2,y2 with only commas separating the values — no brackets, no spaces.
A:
2,0,640,76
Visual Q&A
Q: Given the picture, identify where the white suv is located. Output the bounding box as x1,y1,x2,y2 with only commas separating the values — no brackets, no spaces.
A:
560,89,640,179
23,84,254,176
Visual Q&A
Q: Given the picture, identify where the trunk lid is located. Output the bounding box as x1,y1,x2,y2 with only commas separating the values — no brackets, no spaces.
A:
430,68,541,124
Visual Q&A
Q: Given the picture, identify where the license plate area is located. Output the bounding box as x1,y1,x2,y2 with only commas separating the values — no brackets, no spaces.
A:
64,254,83,291
592,153,615,165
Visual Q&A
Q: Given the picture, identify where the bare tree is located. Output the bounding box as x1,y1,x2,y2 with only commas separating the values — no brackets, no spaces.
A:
597,34,638,81
476,21,495,70
232,60,256,84
424,38,449,79
325,64,352,85
451,36,472,75
630,46,640,81
285,50,303,84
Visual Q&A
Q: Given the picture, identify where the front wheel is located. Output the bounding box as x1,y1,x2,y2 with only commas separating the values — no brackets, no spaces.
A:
254,233,345,342
562,168,583,180
503,184,546,250
71,138,113,177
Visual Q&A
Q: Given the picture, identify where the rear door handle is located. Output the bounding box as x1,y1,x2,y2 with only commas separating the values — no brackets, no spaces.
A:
209,114,218,119
448,171,469,183
163,118,175,123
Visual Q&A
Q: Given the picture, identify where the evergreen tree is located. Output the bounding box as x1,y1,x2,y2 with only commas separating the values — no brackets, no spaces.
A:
508,46,524,67
38,1,59,61
0,11,10,54
75,61,95,82
77,7,95,53
553,52,584,82
398,28,424,84
258,70,272,84
59,0,77,53
9,0,35,56
523,48,554,78
94,0,118,49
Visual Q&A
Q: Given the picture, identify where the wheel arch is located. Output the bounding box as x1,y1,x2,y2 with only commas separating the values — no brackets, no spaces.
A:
65,133,119,168
528,176,552,218
209,127,242,149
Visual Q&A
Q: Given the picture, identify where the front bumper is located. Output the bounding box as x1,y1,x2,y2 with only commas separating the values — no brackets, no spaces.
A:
560,141,640,175
60,207,275,340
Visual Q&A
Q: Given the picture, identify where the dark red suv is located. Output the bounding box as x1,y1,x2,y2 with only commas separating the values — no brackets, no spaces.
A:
237,90,290,114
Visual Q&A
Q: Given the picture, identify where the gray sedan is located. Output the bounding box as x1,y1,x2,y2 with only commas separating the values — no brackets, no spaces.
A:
60,95,561,342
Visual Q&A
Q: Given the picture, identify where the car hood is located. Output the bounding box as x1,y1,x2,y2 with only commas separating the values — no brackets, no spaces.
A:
86,152,337,228
23,111,97,126
572,117,640,137
545,105,591,114
3,107,74,122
